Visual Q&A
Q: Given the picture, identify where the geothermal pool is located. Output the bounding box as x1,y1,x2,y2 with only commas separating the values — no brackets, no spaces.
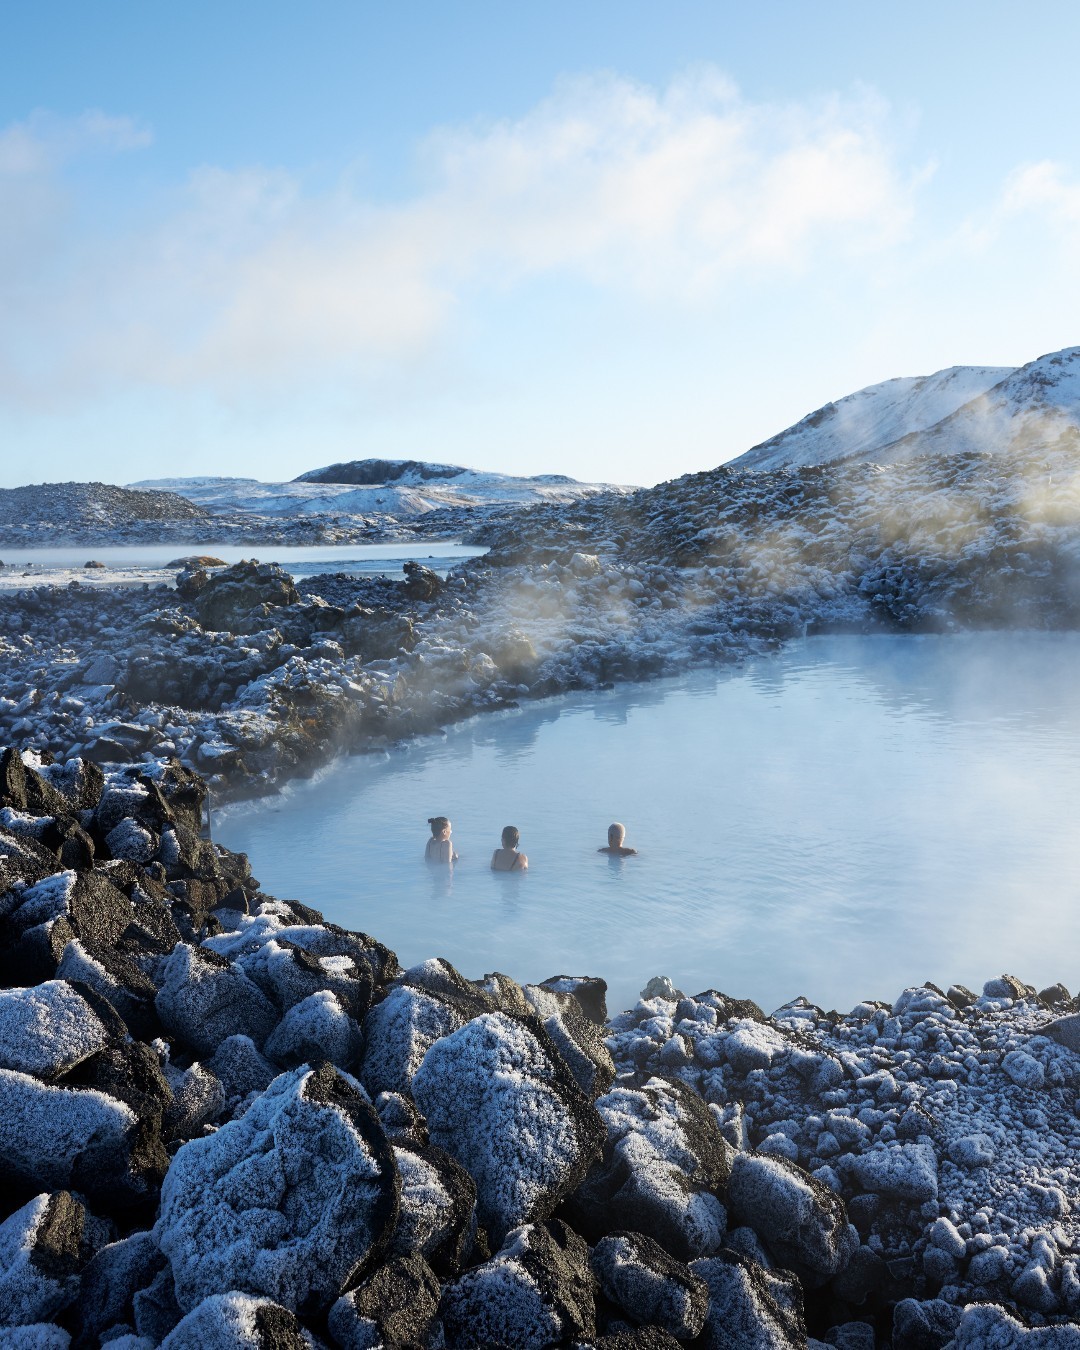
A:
217,633,1080,1018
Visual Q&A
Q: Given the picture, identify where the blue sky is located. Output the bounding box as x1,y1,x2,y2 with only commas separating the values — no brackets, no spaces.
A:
3,1,1080,488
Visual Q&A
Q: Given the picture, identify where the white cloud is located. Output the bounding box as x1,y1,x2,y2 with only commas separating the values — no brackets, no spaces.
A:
0,74,915,406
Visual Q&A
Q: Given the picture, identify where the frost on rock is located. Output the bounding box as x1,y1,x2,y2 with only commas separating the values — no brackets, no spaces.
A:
570,1075,730,1260
411,1011,605,1245
0,1068,141,1199
440,1220,595,1349
158,1291,317,1348
359,981,480,1097
156,1062,399,1315
843,1141,939,1203
0,1325,72,1348
75,1229,165,1347
155,943,279,1057
727,1151,857,1285
590,1230,710,1340
691,1251,806,1350
950,1302,1080,1346
326,1252,441,1350
0,979,114,1078
0,1192,85,1328
522,981,615,1099
263,989,363,1071
388,1140,477,1275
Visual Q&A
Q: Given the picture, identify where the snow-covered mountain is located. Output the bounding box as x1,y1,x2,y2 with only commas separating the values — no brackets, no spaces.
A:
732,345,1080,471
134,461,631,518
865,346,1080,463
732,365,1015,470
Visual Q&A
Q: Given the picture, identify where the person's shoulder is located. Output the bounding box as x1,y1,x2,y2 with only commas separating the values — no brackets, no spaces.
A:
622,846,638,855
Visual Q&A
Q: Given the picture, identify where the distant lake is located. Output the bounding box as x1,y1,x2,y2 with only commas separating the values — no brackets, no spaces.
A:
0,543,487,585
217,632,1080,1017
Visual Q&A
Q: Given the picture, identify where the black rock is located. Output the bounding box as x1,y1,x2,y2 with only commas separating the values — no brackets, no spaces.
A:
328,1251,441,1348
591,1230,710,1340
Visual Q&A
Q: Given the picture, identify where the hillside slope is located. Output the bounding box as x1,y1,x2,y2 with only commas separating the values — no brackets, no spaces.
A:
733,364,1014,470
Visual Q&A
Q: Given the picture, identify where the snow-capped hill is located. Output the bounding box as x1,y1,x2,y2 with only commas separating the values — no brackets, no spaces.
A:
732,364,1014,470
867,346,1080,463
133,465,632,518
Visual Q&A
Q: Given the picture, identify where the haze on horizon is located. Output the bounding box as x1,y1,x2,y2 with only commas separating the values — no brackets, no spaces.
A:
3,1,1080,491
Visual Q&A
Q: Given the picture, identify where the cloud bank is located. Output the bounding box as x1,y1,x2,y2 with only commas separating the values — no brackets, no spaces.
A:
0,71,916,409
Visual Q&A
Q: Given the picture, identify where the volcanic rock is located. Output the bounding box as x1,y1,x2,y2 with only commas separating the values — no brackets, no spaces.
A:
411,1011,605,1245
155,1062,399,1315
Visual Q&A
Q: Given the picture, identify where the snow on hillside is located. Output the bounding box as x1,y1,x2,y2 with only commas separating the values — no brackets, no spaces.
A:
867,345,1080,462
732,364,1014,470
133,463,632,518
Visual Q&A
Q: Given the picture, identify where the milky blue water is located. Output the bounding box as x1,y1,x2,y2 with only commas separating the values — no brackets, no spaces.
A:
217,633,1080,1018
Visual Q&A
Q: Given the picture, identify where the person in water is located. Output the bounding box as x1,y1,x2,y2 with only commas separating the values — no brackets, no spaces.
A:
425,816,458,864
599,822,637,856
491,825,528,872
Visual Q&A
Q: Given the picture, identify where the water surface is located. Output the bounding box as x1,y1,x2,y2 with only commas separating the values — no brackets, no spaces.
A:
218,633,1080,1016
0,543,487,587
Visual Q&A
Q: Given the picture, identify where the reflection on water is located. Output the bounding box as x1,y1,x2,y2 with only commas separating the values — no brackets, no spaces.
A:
219,633,1080,1017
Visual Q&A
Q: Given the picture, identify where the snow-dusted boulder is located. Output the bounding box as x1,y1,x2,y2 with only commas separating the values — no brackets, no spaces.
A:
163,1061,226,1138
0,1068,158,1203
0,1325,72,1348
690,1251,806,1350
155,944,278,1056
388,1140,477,1274
570,1076,730,1260
0,1192,85,1327
235,936,373,1021
55,938,160,1039
156,1062,399,1314
206,1035,277,1116
75,1229,165,1347
327,1253,441,1349
264,990,363,1070
539,973,608,1024
727,1152,857,1285
359,982,476,1097
842,1141,938,1203
590,1231,710,1341
440,1221,595,1349
522,981,614,1098
411,1011,605,1244
949,1302,1080,1346
0,980,116,1079
159,1291,316,1348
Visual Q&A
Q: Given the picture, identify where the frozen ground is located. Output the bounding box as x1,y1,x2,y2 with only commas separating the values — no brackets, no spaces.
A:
218,632,1080,1017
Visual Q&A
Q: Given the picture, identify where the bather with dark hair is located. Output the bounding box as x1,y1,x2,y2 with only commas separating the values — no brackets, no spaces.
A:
426,815,458,864
491,824,528,872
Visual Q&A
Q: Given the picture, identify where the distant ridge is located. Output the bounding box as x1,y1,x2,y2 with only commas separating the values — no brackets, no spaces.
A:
294,459,467,486
0,481,207,528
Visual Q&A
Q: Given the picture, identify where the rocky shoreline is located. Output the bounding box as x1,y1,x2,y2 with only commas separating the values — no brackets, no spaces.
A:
2,746,1080,1347
2,442,1079,808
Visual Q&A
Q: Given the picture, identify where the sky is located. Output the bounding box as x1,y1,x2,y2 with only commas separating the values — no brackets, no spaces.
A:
3,2,1080,489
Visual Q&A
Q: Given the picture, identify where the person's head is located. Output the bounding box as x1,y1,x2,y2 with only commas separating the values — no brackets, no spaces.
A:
501,825,520,850
428,816,451,840
607,822,626,848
